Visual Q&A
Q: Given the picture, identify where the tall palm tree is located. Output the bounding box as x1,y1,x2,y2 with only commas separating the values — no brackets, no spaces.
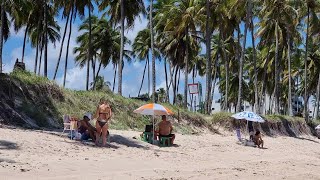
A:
98,0,145,96
204,0,212,114
0,1,6,73
157,0,203,108
236,0,250,112
150,0,156,102
0,0,27,72
132,28,160,97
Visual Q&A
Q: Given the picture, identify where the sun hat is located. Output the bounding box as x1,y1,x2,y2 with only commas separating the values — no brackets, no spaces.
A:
84,113,92,120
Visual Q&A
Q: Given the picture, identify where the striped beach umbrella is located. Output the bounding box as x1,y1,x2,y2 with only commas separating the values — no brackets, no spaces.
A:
133,103,173,145
133,103,173,116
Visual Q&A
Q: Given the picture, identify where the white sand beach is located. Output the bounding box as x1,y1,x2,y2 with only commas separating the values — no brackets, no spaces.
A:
1,128,320,180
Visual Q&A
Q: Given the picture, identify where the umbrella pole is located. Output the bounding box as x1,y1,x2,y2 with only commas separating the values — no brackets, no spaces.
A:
153,115,155,145
246,120,248,140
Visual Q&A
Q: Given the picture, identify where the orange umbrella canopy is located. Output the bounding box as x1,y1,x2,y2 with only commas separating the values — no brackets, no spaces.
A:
133,103,173,116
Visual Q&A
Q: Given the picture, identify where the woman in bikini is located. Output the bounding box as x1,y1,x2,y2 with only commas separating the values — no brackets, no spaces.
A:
94,98,112,146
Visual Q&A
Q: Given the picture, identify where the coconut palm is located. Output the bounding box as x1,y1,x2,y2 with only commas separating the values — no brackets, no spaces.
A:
90,75,111,91
98,0,145,96
156,0,203,108
132,28,160,97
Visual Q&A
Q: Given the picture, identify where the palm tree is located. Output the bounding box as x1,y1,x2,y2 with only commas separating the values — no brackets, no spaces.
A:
132,28,160,97
0,1,6,73
53,0,72,80
0,0,28,72
204,0,212,114
90,75,111,91
98,0,145,96
156,0,203,108
236,0,250,112
75,16,132,90
150,0,156,102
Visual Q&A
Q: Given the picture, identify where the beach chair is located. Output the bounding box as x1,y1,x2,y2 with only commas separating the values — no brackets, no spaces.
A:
61,115,71,137
159,136,172,147
61,115,78,139
142,125,153,143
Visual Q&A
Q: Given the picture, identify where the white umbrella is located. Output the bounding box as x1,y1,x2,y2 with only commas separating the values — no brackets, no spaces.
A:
133,103,173,144
231,111,265,123
315,125,320,130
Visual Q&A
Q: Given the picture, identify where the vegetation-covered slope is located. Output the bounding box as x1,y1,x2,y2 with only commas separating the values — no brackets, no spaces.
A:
0,71,318,137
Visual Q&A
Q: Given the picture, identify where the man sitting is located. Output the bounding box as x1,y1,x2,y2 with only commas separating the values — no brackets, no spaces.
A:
253,130,264,148
78,113,96,141
157,115,175,145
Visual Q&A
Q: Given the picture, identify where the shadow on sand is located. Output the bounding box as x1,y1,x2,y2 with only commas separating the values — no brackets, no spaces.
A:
0,140,19,150
58,134,149,150
110,135,149,149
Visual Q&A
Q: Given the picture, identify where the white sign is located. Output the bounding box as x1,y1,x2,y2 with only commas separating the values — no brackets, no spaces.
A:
188,84,198,94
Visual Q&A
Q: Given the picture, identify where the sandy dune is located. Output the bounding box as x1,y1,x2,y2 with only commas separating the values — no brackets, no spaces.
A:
1,127,320,180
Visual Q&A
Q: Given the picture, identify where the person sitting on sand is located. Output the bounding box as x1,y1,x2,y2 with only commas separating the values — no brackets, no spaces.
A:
156,115,175,144
253,130,264,148
94,98,112,146
78,113,96,141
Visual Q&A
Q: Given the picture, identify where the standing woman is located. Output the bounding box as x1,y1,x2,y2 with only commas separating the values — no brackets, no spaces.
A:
94,98,112,146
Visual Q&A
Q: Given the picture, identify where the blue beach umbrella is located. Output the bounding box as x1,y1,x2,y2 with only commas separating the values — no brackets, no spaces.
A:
231,111,265,123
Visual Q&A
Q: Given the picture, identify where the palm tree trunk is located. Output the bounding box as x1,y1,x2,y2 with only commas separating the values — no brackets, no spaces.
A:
250,18,258,113
138,60,148,96
54,12,70,80
287,34,293,116
118,0,124,95
173,66,179,104
220,29,228,111
113,64,117,92
168,62,174,89
147,54,150,95
93,61,102,90
164,58,169,102
184,28,189,108
86,60,90,90
38,39,44,76
34,37,40,73
21,24,29,63
260,46,272,114
150,0,156,102
0,2,5,73
177,69,181,95
205,0,212,114
304,7,310,123
34,18,42,74
274,21,280,114
209,53,219,113
43,0,48,77
92,57,96,86
315,73,320,119
236,4,249,112
63,8,73,87
87,5,92,91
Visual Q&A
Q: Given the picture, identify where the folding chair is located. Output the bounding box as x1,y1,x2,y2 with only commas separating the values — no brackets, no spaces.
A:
61,115,78,139
61,115,71,136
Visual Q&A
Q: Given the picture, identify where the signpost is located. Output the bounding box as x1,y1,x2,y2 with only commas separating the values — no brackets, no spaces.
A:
187,82,203,113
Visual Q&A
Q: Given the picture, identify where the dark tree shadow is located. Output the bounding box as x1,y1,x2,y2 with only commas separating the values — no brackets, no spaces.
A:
0,140,19,150
280,119,296,137
110,135,149,149
295,137,319,144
